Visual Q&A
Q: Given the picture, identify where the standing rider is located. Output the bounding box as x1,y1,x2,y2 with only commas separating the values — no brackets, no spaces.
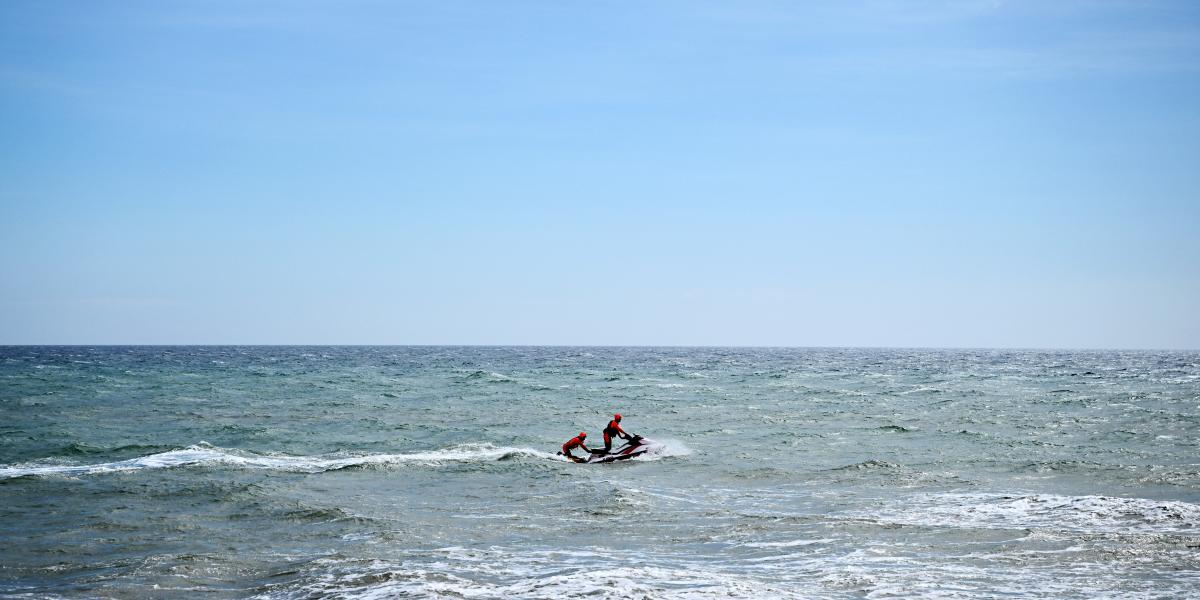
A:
602,413,633,452
560,432,591,462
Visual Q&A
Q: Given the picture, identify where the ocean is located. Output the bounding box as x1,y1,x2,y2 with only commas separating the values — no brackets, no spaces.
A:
1,346,1197,598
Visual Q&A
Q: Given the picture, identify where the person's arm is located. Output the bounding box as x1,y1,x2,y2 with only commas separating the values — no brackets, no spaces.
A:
618,423,632,439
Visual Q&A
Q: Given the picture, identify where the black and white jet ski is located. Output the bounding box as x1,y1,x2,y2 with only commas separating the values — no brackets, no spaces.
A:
561,435,659,463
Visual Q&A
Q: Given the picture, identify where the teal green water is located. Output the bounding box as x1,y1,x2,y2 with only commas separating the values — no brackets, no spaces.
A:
2,346,1198,598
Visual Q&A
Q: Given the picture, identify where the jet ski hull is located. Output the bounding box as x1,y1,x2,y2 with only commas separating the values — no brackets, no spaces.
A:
582,436,655,463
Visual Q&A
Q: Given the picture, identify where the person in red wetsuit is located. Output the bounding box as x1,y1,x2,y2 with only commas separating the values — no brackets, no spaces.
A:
602,413,633,452
560,432,591,462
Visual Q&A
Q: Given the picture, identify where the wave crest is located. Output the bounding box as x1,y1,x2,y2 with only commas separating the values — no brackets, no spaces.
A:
863,492,1200,533
0,443,565,480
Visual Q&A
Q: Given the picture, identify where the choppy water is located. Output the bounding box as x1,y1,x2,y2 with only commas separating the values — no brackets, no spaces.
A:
1,346,1198,599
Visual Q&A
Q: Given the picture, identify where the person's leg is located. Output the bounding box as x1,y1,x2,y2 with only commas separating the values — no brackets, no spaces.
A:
603,433,613,452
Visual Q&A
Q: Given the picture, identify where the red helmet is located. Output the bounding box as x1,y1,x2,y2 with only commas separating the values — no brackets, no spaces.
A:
614,413,622,421
578,432,587,439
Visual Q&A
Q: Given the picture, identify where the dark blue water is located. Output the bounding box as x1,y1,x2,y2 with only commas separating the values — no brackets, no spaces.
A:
2,346,1197,598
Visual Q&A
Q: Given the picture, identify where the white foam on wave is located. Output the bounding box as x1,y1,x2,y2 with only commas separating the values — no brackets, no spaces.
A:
0,443,565,480
634,438,692,462
818,553,1200,600
0,435,692,479
863,492,1200,534
254,535,1200,600
740,538,835,549
661,438,694,455
254,552,810,600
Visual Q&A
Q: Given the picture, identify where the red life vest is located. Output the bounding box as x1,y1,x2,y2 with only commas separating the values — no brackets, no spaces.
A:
562,435,585,453
604,419,624,437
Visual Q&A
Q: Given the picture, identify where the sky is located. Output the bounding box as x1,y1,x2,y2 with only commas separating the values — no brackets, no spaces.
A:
1,1,1198,348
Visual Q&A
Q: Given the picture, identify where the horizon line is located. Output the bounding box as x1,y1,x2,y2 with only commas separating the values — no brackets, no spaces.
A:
1,344,1196,352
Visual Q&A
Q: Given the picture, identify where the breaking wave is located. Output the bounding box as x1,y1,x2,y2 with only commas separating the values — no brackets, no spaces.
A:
863,492,1200,534
0,438,690,480
251,551,810,600
0,443,564,479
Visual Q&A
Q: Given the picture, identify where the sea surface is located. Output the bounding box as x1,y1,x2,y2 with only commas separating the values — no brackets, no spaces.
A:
1,346,1198,599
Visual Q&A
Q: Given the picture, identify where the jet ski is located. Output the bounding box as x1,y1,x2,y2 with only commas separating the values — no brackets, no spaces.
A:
560,435,657,463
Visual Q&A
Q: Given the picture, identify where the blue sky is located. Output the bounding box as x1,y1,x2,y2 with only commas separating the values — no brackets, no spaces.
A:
1,1,1197,347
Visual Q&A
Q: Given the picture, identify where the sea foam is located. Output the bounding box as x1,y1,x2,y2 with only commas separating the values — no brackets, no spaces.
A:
0,443,566,479
862,492,1200,534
